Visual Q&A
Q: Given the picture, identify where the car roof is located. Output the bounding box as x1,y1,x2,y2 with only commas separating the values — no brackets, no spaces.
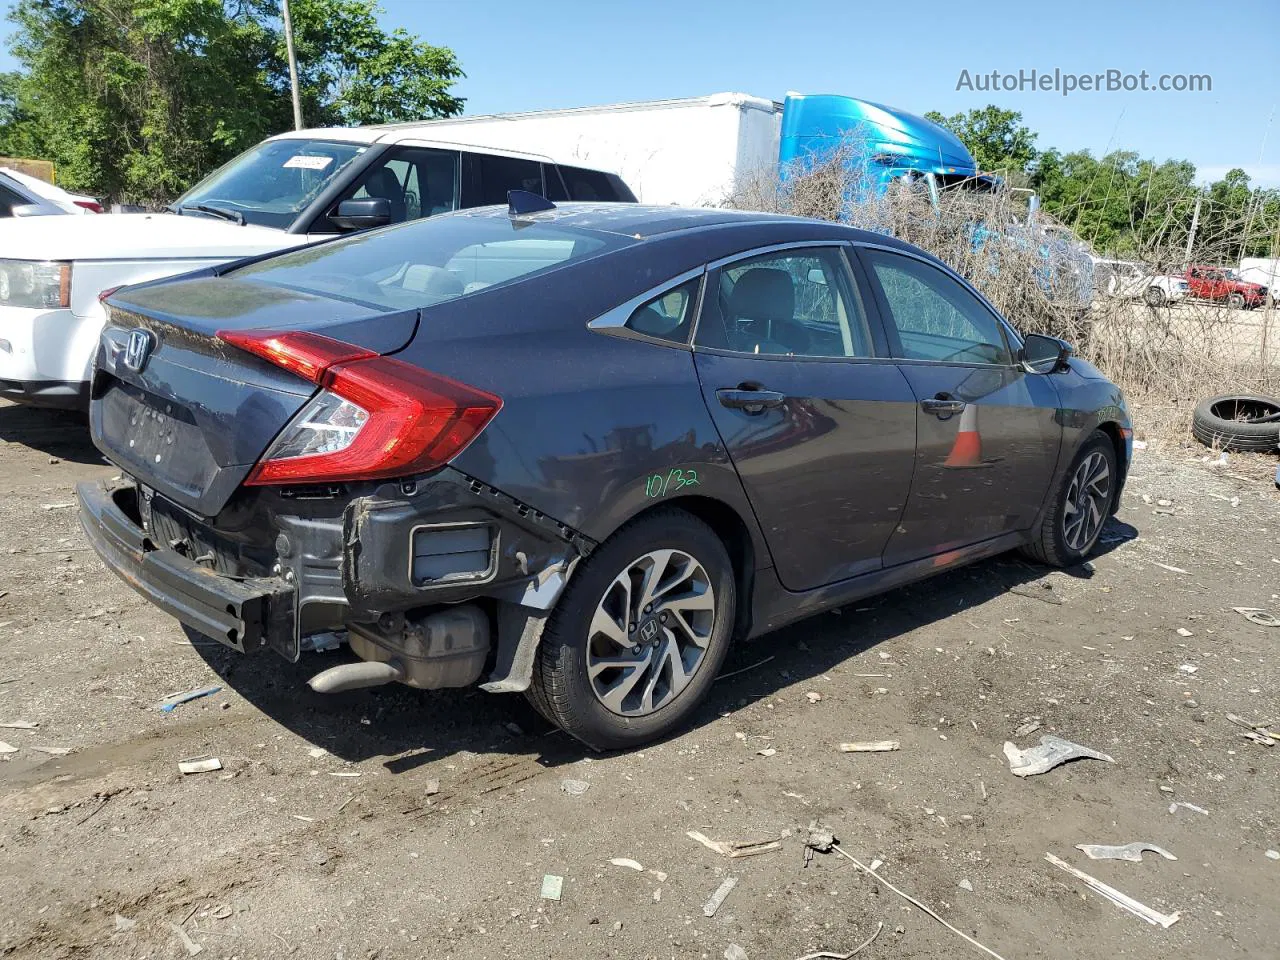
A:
268,127,562,167
444,202,913,247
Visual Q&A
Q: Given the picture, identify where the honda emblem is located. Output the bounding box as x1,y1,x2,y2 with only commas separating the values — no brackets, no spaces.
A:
123,329,153,372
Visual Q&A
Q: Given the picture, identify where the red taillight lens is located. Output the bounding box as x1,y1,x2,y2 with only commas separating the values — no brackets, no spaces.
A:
218,329,377,384
217,329,502,485
73,199,103,213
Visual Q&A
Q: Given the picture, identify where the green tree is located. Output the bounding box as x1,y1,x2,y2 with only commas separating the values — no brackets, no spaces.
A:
1,0,464,203
924,105,1038,174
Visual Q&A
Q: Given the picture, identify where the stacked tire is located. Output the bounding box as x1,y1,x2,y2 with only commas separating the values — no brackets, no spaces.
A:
1191,394,1280,452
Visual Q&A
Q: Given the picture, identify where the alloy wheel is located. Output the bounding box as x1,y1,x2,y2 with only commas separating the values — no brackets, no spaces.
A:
1062,451,1111,552
586,548,716,716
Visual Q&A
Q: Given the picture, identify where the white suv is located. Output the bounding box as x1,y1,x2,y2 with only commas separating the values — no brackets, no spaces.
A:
0,127,634,408
1092,258,1189,307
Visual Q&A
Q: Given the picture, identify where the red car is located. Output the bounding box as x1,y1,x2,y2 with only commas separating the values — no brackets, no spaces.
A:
1185,266,1268,309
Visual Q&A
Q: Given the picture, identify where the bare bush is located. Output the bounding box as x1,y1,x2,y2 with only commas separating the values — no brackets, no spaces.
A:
727,151,1280,439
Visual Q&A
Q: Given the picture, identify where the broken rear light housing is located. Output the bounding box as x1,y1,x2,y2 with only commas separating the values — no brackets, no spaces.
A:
218,329,502,485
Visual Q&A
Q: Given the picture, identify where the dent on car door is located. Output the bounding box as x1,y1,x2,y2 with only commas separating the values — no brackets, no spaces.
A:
691,244,916,592
856,246,1062,566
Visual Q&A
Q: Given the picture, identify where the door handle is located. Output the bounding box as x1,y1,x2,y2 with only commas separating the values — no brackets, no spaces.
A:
716,388,785,414
920,397,967,417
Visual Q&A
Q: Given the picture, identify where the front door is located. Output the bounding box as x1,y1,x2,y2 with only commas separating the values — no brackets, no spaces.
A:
856,246,1062,566
693,244,917,592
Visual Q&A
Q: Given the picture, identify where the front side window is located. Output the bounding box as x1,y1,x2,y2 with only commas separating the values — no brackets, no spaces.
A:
175,138,368,230
0,183,23,217
231,215,632,311
625,278,701,344
341,148,459,226
862,249,1013,365
694,247,873,358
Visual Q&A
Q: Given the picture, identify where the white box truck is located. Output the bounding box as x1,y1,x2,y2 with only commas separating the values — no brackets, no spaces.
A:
405,93,784,206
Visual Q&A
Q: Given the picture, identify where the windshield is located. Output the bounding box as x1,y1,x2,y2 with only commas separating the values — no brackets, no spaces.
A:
230,214,634,310
175,139,368,230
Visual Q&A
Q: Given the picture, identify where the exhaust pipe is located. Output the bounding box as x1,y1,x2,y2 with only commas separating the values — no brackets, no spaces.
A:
308,659,405,694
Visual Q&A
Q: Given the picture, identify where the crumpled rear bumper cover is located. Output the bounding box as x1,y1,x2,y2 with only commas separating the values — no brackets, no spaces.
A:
77,478,295,654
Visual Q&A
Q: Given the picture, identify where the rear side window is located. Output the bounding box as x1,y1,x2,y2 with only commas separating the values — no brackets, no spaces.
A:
625,278,701,344
0,183,23,217
476,154,543,204
559,165,635,202
231,215,632,310
543,165,569,202
863,249,1012,365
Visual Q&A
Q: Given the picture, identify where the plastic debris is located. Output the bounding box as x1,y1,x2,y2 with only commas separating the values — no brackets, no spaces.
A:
1075,842,1177,862
702,876,738,917
155,685,222,713
0,741,16,754
1178,663,1198,674
794,921,884,960
688,831,782,858
958,878,974,891
757,748,777,757
539,874,563,901
1003,735,1114,777
560,778,590,796
1013,720,1042,738
1266,850,1279,861
805,691,823,704
168,922,204,956
1233,607,1280,627
608,857,643,871
839,740,899,753
1044,852,1180,928
1168,801,1209,816
0,720,38,729
30,745,71,756
725,945,748,960
307,747,328,759
177,757,222,775
1175,627,1193,637
424,780,440,796
113,914,137,932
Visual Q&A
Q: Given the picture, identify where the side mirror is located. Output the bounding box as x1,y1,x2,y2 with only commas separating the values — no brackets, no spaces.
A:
331,197,392,231
1021,333,1072,373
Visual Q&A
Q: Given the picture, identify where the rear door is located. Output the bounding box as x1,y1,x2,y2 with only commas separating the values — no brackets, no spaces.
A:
693,242,916,592
855,245,1061,566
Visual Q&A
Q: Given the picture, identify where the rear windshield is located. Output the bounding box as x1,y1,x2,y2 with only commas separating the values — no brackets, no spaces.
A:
230,214,633,309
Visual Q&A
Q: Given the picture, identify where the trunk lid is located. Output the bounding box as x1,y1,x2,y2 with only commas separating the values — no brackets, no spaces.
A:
91,275,419,518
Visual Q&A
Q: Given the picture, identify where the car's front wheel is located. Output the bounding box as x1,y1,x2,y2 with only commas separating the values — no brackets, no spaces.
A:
1143,286,1165,307
528,509,736,750
1020,431,1118,567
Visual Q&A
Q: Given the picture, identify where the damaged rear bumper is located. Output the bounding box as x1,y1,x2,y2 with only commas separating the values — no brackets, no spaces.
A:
77,479,296,655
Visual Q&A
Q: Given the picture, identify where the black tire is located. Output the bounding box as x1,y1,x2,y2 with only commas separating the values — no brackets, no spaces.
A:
1020,431,1118,567
1143,286,1165,307
1227,292,1246,310
527,509,736,750
1191,394,1280,452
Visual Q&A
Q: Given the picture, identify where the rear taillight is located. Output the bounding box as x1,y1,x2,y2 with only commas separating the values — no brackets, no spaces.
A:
217,329,502,485
73,199,103,213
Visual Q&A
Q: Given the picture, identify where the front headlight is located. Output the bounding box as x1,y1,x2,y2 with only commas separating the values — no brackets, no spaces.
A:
0,260,72,309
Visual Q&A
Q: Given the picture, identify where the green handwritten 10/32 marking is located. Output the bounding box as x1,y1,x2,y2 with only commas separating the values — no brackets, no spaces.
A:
645,468,700,498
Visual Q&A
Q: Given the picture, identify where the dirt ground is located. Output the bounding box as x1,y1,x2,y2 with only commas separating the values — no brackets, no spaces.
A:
0,399,1277,960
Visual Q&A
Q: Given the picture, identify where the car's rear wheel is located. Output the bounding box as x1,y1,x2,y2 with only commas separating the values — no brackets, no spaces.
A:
1020,431,1118,567
528,509,735,750
1227,292,1246,310
1143,286,1165,307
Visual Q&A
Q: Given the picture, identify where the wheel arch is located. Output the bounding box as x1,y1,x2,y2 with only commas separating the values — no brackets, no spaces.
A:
1091,420,1129,515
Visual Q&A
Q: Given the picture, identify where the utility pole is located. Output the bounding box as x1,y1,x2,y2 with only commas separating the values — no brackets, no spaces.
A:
281,0,303,131
1183,194,1202,272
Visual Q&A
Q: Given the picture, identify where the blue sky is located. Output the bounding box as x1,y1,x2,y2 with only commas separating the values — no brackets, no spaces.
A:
4,0,1279,185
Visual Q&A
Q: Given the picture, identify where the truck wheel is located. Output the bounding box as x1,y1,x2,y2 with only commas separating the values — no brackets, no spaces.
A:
527,509,736,750
1143,286,1165,307
1020,431,1117,568
1191,394,1280,452
1227,292,1246,310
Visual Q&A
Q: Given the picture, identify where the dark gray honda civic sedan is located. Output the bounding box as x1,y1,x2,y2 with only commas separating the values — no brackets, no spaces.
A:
78,199,1131,749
